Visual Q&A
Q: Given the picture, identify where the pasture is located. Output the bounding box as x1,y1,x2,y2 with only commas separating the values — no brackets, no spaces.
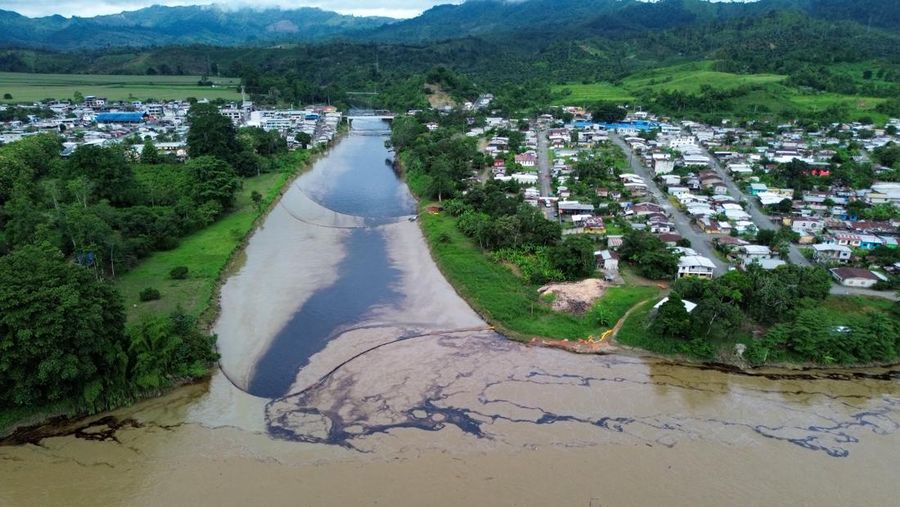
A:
0,72,242,103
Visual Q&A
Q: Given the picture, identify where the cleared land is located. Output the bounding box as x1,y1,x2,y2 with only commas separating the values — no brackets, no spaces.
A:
551,60,887,121
0,72,241,103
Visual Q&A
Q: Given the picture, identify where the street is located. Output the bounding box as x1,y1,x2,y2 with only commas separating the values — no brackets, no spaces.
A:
536,125,556,220
610,134,729,275
696,143,811,266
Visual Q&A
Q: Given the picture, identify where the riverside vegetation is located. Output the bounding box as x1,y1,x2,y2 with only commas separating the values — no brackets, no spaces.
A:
392,111,899,366
0,104,314,434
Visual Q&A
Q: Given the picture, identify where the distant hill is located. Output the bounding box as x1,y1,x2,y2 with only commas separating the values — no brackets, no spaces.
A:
361,0,900,42
1,0,898,50
0,5,394,49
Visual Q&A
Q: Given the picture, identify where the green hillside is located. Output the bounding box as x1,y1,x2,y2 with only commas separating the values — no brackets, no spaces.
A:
551,61,888,122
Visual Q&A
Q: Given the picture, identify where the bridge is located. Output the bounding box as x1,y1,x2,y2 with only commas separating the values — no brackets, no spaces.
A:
346,108,396,131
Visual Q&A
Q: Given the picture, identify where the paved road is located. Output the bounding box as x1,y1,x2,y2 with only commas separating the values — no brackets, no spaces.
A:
828,286,899,301
536,126,552,197
535,126,557,221
611,134,728,275
696,144,811,267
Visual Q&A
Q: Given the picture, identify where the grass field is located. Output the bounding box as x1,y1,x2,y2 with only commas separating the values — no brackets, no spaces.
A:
420,210,659,341
550,82,636,104
116,151,310,325
0,72,242,103
622,61,787,94
551,60,888,121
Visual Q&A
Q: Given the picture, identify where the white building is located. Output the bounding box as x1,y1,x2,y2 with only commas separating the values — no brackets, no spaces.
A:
677,255,716,279
812,244,852,264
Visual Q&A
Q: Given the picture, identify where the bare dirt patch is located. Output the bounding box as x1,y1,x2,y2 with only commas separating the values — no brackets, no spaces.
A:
424,83,456,110
538,279,608,314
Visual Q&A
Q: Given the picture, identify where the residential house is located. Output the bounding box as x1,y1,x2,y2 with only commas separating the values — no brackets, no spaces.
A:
829,267,882,288
657,233,683,247
677,255,716,279
595,249,620,273
739,245,773,269
583,217,606,234
748,183,768,196
515,153,537,167
654,159,675,175
812,244,852,264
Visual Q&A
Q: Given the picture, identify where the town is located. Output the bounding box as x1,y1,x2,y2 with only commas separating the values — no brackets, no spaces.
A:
466,107,899,296
0,92,342,161
2,90,897,300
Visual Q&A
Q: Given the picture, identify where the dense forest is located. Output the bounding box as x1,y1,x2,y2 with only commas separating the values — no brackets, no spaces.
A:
0,105,294,417
1,2,899,118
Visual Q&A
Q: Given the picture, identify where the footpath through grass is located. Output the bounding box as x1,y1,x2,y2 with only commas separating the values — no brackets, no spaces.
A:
420,210,658,341
116,151,310,325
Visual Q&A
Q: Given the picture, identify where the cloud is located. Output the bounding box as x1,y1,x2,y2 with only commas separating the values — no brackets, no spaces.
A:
0,1,462,18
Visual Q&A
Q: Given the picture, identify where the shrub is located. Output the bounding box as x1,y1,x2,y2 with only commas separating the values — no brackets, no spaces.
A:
169,266,189,279
139,287,161,302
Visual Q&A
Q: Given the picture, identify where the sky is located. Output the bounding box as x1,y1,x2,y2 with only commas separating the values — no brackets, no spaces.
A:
0,1,465,19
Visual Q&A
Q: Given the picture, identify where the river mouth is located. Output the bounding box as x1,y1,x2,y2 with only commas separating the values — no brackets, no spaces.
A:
2,119,899,506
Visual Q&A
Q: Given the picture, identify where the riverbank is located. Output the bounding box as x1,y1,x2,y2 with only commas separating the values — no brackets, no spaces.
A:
417,203,900,372
418,208,660,342
613,293,900,370
1,147,325,439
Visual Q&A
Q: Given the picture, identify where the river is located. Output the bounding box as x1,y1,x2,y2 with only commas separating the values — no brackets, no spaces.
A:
1,119,899,506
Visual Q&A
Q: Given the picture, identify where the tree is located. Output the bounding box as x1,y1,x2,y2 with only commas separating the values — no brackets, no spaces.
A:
295,132,312,149
187,156,240,211
232,149,262,177
619,230,678,279
591,102,626,123
186,103,241,163
2,93,11,100
67,145,138,206
552,235,596,280
251,190,263,212
0,245,128,408
141,140,162,165
652,294,692,340
73,91,84,104
427,157,455,202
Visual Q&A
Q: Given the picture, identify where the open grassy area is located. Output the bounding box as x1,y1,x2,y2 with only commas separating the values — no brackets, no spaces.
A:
0,72,241,103
551,82,636,105
622,61,787,94
820,295,896,325
420,210,659,341
116,151,310,324
551,60,888,122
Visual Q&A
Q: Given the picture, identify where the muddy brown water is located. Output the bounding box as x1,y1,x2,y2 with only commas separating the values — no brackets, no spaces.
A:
1,120,899,506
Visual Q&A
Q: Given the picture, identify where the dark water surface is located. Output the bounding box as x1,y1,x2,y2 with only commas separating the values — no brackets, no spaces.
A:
247,119,413,398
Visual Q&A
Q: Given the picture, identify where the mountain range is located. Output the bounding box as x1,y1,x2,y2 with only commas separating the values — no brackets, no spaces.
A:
0,5,394,49
0,0,899,50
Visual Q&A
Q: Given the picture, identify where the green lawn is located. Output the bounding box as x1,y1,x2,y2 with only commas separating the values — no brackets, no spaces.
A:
420,210,659,341
0,72,241,103
116,152,309,324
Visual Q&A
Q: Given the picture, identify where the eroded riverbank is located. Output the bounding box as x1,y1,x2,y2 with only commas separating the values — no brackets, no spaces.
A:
1,119,898,506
